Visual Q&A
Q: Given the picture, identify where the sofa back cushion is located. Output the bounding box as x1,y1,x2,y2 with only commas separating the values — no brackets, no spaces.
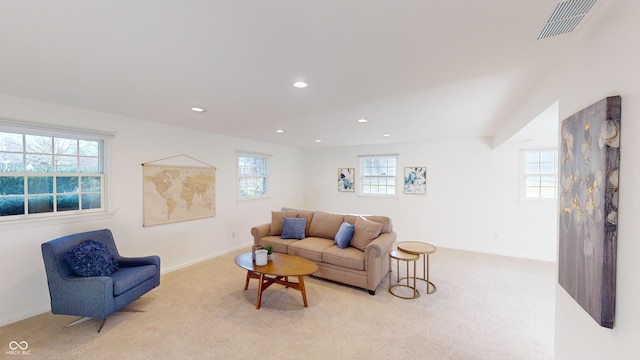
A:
281,207,314,237
345,214,392,233
308,211,345,240
350,216,384,251
268,210,297,236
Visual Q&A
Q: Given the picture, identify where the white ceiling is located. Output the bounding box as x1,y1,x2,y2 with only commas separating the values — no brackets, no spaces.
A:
0,1,601,148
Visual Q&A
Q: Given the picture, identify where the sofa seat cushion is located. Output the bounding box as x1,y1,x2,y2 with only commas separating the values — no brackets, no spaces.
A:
288,237,335,262
111,265,158,296
322,245,365,271
259,236,298,254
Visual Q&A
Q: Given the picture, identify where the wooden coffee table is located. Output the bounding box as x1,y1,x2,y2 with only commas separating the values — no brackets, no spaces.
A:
234,252,318,309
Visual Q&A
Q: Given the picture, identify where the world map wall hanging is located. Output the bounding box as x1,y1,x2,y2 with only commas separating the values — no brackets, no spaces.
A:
142,155,216,226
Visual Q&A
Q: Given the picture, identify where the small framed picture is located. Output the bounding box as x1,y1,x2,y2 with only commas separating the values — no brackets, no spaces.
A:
404,167,427,194
338,168,355,192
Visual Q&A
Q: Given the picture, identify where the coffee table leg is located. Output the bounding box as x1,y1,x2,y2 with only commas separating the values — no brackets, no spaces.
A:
244,270,251,290
256,273,265,309
298,276,308,307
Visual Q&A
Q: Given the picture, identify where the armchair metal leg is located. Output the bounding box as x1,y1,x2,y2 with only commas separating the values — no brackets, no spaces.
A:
66,317,93,328
65,308,145,333
97,318,107,333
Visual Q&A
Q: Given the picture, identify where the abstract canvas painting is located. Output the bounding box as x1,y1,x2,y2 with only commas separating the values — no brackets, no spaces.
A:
558,95,621,329
404,167,427,194
338,168,355,192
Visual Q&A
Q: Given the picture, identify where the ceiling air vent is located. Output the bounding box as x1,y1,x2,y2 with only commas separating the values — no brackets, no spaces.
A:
537,0,597,39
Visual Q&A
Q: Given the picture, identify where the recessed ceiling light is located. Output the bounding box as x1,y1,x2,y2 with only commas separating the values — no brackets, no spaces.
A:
357,118,369,123
315,139,322,143
293,81,308,89
382,134,391,137
276,129,286,133
191,107,206,112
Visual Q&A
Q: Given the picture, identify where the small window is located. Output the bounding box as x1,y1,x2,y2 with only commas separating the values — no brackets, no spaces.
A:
359,155,397,196
521,149,558,200
0,127,107,219
237,152,269,200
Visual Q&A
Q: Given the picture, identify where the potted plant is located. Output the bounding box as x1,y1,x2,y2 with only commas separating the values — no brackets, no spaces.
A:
265,245,273,261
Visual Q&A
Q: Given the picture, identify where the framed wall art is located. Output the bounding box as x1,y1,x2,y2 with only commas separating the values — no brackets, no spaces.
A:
558,95,621,329
338,168,355,192
404,167,427,194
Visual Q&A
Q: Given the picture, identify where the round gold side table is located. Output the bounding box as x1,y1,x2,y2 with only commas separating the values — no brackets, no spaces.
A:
397,241,436,294
388,249,420,299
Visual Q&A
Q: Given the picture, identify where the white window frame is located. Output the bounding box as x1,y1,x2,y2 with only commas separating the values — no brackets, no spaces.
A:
0,120,112,224
519,148,558,201
237,151,270,201
359,154,398,197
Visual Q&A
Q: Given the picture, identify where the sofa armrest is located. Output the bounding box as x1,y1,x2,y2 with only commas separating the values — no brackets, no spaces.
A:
118,255,161,268
251,223,271,245
364,231,397,259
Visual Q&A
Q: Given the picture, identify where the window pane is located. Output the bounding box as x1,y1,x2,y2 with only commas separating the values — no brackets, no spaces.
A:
81,176,101,192
0,132,23,152
28,195,53,214
28,177,53,194
525,187,540,198
57,194,79,211
526,176,540,187
525,152,539,162
25,135,52,154
540,187,556,199
54,138,78,155
0,152,24,172
387,177,396,186
540,176,556,187
25,154,52,172
540,152,556,162
55,155,78,172
540,162,555,174
82,194,101,209
79,140,99,156
0,176,24,195
0,197,24,216
79,157,99,173
57,176,79,193
524,163,539,174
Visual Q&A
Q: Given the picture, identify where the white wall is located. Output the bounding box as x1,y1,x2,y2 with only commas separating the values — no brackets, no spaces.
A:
0,94,304,326
511,0,640,358
303,137,557,262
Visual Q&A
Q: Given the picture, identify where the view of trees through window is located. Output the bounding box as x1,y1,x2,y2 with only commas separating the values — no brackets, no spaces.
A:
237,153,268,199
360,155,397,196
0,131,104,217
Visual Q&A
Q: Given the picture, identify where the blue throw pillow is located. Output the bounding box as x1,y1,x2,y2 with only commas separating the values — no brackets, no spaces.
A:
281,217,306,240
334,222,355,249
65,239,119,277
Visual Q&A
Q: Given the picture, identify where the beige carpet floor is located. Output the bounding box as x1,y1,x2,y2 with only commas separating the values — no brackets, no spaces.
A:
1,247,555,360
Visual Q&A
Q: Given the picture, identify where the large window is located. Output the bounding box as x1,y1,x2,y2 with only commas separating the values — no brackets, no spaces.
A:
0,126,107,219
359,155,397,196
521,149,558,200
237,152,269,200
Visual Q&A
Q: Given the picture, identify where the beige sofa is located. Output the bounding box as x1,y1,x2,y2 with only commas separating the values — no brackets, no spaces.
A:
251,208,396,295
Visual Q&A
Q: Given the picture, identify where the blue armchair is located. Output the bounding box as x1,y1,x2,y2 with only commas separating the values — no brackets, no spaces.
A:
41,229,160,332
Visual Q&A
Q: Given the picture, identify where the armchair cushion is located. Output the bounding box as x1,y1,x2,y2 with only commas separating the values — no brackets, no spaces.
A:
65,239,119,277
111,265,159,296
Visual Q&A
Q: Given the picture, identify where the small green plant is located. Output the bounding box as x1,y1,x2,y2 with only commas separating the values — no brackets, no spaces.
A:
264,245,273,255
